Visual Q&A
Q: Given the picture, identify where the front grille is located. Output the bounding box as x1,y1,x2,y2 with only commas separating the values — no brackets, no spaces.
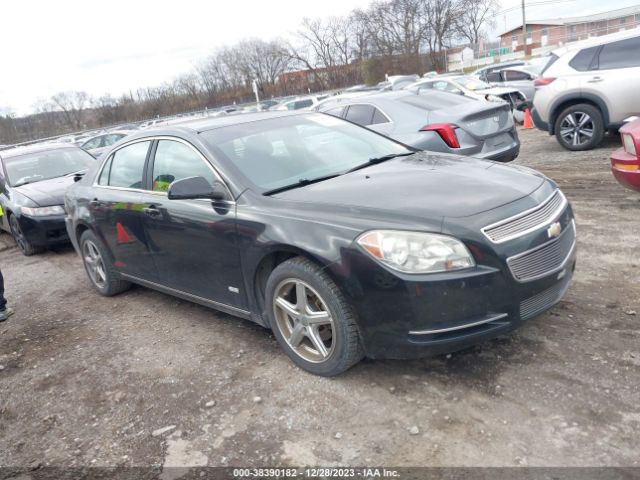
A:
507,221,576,282
520,274,572,320
483,190,567,243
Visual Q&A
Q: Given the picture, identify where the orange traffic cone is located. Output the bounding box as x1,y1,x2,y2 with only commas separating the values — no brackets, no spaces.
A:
523,108,533,129
116,222,132,244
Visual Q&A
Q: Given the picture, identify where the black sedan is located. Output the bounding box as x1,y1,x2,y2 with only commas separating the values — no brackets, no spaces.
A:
64,111,576,376
0,144,95,255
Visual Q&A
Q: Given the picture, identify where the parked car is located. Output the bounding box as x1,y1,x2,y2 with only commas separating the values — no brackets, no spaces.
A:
532,29,640,151
273,95,329,111
610,117,640,192
0,144,95,255
405,75,527,119
80,130,133,158
316,90,520,162
485,67,538,100
64,111,575,376
377,74,420,91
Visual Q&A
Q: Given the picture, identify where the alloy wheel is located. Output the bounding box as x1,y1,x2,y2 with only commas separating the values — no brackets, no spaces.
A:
559,112,594,147
83,240,107,289
9,216,28,253
273,278,336,363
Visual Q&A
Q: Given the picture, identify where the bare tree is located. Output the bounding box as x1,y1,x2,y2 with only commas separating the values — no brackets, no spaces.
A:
455,0,498,45
50,91,91,130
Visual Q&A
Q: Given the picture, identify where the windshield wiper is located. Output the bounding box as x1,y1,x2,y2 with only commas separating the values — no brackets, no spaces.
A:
13,175,44,187
263,173,342,196
344,152,415,174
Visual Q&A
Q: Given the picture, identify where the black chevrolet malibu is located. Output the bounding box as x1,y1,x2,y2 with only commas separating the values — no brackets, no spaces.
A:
0,144,94,255
64,111,576,376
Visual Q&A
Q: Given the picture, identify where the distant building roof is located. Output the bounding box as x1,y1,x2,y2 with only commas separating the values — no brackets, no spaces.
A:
498,5,640,36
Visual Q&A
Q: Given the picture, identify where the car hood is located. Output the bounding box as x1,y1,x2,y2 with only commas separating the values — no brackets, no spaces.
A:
274,152,545,219
14,175,77,207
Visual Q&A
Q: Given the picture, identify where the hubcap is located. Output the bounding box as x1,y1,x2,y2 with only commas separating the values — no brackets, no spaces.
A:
9,216,28,253
83,240,107,289
559,112,594,147
273,279,335,363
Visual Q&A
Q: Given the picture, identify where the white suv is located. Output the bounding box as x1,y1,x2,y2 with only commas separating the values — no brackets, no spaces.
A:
532,29,640,150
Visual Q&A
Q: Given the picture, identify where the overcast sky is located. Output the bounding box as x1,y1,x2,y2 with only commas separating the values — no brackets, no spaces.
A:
1,0,638,116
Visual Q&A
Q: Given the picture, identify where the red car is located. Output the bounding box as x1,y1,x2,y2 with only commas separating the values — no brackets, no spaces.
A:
611,118,640,192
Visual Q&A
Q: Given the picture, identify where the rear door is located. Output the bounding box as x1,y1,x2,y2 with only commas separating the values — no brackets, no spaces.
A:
139,138,246,309
91,140,158,280
582,36,640,123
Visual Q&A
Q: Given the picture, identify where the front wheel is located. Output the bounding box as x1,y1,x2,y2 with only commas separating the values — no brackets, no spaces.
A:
9,214,42,256
265,257,364,376
554,104,604,151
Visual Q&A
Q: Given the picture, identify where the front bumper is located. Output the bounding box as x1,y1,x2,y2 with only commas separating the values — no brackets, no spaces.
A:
331,191,576,360
18,214,69,247
610,147,640,192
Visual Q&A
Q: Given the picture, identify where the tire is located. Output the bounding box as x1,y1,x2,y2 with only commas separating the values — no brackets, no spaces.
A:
9,214,43,256
265,257,364,376
79,230,131,296
554,103,604,151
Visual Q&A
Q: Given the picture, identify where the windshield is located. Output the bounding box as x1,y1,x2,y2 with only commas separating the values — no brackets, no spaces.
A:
4,148,94,187
456,76,491,90
202,114,411,192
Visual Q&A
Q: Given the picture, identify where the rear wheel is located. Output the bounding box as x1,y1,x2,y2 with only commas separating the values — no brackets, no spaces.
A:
80,230,131,296
9,214,42,256
554,104,604,151
265,257,364,376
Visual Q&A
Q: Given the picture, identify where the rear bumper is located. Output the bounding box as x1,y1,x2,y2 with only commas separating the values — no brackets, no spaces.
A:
482,142,520,163
19,214,69,247
610,148,640,192
531,107,551,134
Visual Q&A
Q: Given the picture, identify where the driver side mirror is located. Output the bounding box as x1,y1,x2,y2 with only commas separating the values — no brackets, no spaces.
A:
168,176,229,201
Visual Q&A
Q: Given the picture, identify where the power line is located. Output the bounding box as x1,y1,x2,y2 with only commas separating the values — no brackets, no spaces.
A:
490,0,577,18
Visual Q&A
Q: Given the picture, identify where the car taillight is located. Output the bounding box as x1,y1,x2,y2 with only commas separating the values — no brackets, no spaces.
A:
420,123,460,148
534,77,556,87
622,133,637,156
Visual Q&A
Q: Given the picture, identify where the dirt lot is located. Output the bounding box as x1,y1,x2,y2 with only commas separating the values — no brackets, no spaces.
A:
0,128,639,474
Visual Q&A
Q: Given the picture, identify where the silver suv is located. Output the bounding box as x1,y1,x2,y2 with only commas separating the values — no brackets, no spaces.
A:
532,29,640,151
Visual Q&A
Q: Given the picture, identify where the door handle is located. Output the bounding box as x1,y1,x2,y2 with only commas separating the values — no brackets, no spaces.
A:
587,77,603,83
143,206,161,218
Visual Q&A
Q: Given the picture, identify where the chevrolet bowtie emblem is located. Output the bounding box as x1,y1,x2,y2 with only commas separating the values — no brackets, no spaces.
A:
547,221,562,238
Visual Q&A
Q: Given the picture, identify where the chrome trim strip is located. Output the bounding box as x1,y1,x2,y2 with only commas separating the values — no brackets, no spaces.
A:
408,313,508,335
481,189,567,244
120,273,251,318
507,220,576,283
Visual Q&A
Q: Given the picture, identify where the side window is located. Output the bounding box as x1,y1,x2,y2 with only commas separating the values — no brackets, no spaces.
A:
569,46,599,71
371,108,390,125
485,71,502,82
151,140,215,192
97,156,112,186
597,37,640,70
324,106,345,118
504,70,530,81
106,141,150,189
294,99,313,109
345,104,375,126
83,137,103,150
103,134,125,146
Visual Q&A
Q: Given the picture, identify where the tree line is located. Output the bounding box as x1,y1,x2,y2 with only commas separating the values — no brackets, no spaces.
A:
0,0,497,144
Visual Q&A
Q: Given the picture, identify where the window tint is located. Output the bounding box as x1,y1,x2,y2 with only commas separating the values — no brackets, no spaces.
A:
569,46,599,71
152,140,215,192
371,108,389,125
291,99,313,110
598,37,640,70
485,71,502,82
345,104,375,126
105,141,150,189
504,70,530,81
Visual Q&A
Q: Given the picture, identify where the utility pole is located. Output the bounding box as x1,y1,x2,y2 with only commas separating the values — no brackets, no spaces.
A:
522,0,527,56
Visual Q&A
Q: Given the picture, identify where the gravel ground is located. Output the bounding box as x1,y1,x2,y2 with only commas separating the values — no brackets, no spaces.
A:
0,128,639,474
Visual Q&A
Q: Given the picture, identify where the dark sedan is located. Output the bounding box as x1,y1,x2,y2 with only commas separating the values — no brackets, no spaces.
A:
0,144,95,255
64,111,576,376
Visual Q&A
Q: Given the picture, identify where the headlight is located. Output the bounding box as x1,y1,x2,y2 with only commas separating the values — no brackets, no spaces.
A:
357,230,475,274
21,205,65,217
622,133,636,156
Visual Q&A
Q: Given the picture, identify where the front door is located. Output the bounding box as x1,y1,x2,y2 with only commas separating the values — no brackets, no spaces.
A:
139,138,247,309
91,140,158,280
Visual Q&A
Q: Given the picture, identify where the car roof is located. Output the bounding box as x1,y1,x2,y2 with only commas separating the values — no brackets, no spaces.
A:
0,142,78,159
